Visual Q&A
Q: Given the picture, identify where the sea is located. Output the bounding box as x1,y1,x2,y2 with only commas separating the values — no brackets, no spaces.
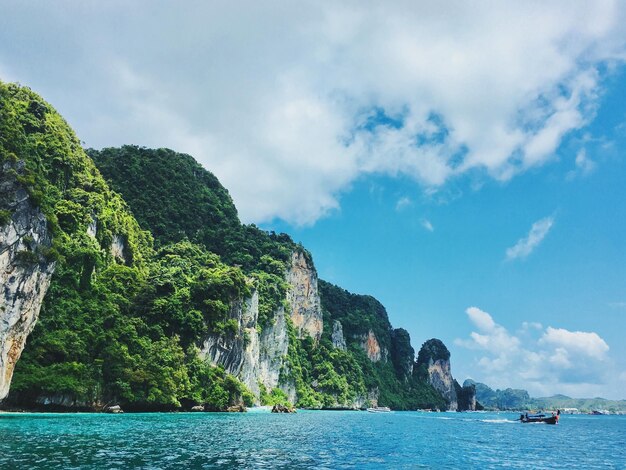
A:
0,410,624,469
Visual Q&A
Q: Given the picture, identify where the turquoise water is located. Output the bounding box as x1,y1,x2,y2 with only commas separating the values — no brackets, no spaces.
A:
1,411,624,468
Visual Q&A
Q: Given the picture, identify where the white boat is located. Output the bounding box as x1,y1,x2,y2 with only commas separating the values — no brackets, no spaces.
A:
366,406,391,413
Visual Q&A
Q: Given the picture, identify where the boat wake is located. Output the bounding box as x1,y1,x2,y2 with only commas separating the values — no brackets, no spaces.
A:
480,419,517,424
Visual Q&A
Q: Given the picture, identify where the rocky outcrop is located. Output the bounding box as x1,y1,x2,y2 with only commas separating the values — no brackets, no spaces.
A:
331,320,347,351
201,250,324,405
359,330,387,362
0,162,56,400
271,403,295,413
427,359,458,410
110,235,127,263
286,251,322,341
226,404,246,412
416,339,457,410
104,404,123,414
200,289,293,403
455,380,477,411
34,394,92,409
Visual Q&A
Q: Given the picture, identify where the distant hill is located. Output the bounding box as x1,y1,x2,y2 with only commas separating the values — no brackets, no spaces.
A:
532,395,626,413
464,380,530,410
465,380,626,412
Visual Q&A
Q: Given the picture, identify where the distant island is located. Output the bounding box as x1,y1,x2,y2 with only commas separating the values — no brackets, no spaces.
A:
465,379,626,414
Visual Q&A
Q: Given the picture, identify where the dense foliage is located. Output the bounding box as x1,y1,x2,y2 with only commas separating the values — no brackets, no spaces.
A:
319,280,392,352
2,82,252,411
89,146,304,273
2,82,458,412
465,380,531,410
319,281,447,410
416,338,451,366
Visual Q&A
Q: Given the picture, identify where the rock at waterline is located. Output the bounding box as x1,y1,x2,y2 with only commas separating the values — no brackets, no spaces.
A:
104,405,123,414
226,404,247,412
271,404,296,413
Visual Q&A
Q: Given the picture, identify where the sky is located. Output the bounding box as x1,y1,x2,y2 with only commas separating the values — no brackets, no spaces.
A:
1,1,625,399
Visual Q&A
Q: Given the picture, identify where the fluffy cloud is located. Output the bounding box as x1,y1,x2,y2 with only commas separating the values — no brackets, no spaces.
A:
1,2,625,224
540,327,609,360
456,307,616,397
505,217,554,260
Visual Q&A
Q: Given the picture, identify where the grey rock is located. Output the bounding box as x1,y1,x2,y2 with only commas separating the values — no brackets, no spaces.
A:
286,251,322,341
0,162,56,400
331,320,347,351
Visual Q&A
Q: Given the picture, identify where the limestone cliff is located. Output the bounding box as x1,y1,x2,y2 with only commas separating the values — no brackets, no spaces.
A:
200,289,293,403
416,338,458,410
201,249,323,404
0,161,56,400
331,320,347,351
455,380,477,411
286,251,322,341
359,330,387,362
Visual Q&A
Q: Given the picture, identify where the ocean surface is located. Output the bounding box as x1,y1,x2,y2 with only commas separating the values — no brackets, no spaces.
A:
1,410,624,469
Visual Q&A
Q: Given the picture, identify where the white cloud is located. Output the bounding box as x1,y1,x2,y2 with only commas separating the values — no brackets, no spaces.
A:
521,321,543,331
567,148,597,179
505,216,554,260
420,219,434,232
575,149,597,174
540,326,609,360
1,2,625,224
456,307,618,397
395,196,412,211
466,306,497,332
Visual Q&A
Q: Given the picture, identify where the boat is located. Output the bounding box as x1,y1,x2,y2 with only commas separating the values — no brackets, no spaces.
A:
519,410,560,424
367,406,391,413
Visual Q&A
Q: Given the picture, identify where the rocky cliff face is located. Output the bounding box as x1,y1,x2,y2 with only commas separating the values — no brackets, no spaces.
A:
0,162,56,400
286,251,322,341
201,249,322,404
455,380,477,411
359,330,387,362
200,289,293,403
331,320,347,351
416,338,458,410
426,358,458,410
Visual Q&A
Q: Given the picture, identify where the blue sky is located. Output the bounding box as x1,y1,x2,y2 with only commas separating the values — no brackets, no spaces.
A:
263,77,626,397
1,1,625,398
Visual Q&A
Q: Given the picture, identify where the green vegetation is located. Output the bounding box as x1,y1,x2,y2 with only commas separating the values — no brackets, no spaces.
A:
466,380,531,410
89,145,309,331
530,395,626,413
279,320,368,408
319,280,392,352
319,281,447,410
3,82,456,412
0,209,11,225
259,384,290,406
88,146,305,273
416,338,450,365
2,81,252,411
468,381,626,413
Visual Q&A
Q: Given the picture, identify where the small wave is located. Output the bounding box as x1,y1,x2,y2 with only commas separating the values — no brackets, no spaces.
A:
481,419,517,424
